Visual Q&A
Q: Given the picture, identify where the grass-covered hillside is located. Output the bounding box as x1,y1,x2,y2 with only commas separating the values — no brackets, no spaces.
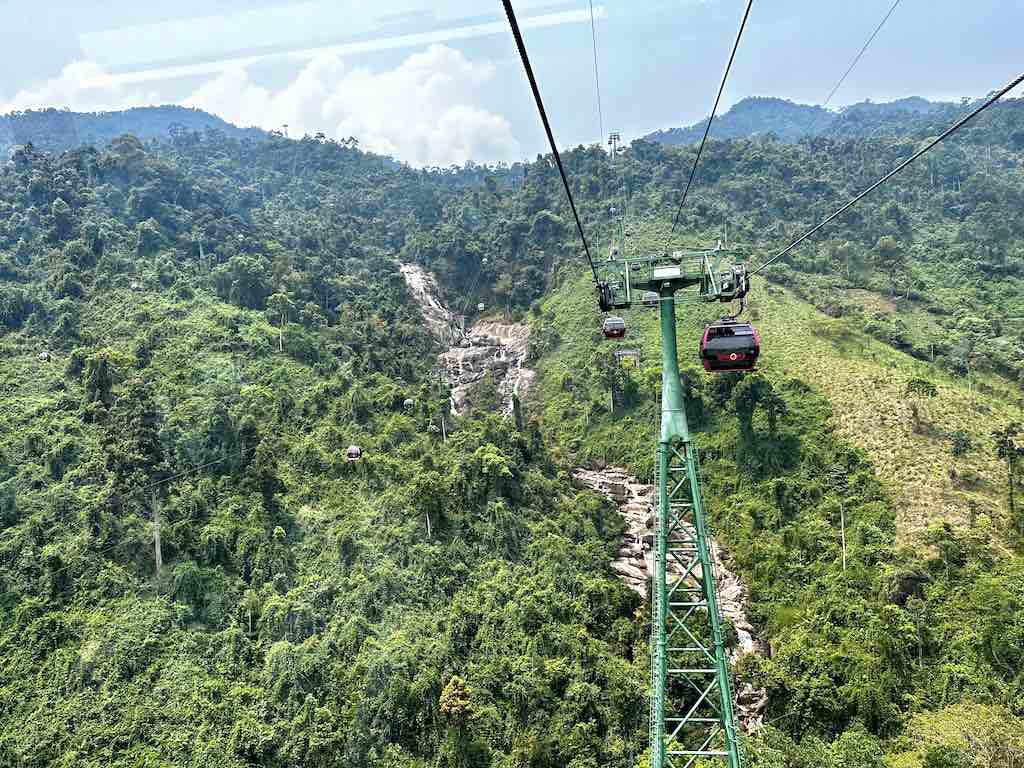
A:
1,96,1023,767
538,267,1020,540
533,259,1024,765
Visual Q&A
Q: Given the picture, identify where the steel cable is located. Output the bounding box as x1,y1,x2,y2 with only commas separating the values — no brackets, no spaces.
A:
588,0,605,145
822,0,902,109
664,0,755,252
751,71,1024,276
502,0,600,285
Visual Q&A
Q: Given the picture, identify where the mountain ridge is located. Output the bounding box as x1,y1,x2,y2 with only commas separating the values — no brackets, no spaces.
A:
0,105,266,157
646,94,955,146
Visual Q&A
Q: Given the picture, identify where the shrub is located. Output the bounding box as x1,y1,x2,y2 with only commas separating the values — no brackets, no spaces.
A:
949,430,972,456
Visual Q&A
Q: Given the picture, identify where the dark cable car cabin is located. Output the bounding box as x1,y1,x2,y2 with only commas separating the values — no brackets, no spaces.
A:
602,316,626,339
700,320,760,372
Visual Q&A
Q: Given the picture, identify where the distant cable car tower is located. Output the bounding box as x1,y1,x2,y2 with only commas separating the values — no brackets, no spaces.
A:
607,130,621,163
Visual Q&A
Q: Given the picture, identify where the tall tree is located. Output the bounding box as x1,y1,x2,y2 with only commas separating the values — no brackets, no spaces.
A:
992,423,1024,530
874,235,906,296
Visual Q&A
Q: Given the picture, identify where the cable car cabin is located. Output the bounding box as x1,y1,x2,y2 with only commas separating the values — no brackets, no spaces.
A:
602,316,626,339
700,320,760,372
477,302,485,312
346,445,363,462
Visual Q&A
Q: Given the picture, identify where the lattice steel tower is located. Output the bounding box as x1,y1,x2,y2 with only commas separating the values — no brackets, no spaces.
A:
600,252,744,768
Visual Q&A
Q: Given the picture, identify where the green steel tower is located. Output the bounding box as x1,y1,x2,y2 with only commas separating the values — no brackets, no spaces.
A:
600,251,746,768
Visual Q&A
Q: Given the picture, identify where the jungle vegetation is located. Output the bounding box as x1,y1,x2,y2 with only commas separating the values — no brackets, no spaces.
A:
1,97,1023,767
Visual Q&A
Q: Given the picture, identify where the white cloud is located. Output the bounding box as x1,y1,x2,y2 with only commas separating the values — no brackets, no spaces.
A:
185,45,520,166
2,45,520,167
0,60,159,114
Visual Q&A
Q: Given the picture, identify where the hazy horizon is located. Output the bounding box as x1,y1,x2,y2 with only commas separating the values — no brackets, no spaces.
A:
1,0,1022,166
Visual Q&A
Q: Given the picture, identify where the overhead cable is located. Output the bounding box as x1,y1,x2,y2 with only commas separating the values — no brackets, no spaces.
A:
822,0,902,109
751,71,1024,276
664,0,755,252
44,449,255,580
588,0,605,145
501,0,600,285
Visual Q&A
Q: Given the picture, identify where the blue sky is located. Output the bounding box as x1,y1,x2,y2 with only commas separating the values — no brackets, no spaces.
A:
1,1,1022,165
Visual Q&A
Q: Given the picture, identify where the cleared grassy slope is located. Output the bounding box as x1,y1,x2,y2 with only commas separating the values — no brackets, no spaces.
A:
752,286,1018,540
534,259,1018,543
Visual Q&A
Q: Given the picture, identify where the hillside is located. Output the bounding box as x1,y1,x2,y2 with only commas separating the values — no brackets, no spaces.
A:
647,95,952,146
1,103,1023,767
0,105,266,157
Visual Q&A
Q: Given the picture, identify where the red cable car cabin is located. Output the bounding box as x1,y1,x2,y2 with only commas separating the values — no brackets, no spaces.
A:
700,320,760,372
602,316,626,339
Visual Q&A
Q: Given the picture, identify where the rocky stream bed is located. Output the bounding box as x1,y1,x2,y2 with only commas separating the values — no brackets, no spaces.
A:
401,263,767,731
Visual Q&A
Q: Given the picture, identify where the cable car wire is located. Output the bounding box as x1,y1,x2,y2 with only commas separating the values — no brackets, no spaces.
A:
501,0,600,286
140,455,233,492
664,0,754,252
822,0,902,109
587,0,609,259
751,70,1024,276
588,0,605,145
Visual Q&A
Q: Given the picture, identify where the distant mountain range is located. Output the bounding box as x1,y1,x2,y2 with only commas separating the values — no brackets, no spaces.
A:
646,95,954,146
0,95,995,164
0,105,265,157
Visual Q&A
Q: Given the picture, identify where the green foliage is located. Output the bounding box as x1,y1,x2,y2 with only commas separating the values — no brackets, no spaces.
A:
949,430,972,456
0,285,40,329
992,422,1024,531
2,101,1024,766
905,377,938,399
0,129,650,767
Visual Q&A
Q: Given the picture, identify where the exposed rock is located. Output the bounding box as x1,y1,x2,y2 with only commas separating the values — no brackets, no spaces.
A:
572,465,769,734
400,264,534,418
399,263,460,345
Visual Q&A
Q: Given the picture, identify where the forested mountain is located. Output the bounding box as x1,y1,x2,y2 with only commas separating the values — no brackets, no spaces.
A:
1,95,1023,767
0,105,266,157
647,95,951,146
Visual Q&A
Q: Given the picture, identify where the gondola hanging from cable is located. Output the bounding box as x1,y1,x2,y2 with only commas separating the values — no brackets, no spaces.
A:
602,316,626,339
700,319,760,372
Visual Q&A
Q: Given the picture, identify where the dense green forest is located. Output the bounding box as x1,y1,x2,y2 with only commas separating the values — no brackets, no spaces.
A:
1,96,1023,767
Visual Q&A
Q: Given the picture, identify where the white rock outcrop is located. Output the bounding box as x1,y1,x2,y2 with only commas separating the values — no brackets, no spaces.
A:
572,465,769,733
401,264,533,417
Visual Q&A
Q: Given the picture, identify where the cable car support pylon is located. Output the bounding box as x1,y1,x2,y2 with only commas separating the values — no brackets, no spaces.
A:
652,286,740,768
499,3,748,763
602,252,745,767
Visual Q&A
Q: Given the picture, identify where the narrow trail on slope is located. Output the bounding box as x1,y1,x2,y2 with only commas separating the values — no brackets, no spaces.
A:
400,264,533,417
572,466,769,733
